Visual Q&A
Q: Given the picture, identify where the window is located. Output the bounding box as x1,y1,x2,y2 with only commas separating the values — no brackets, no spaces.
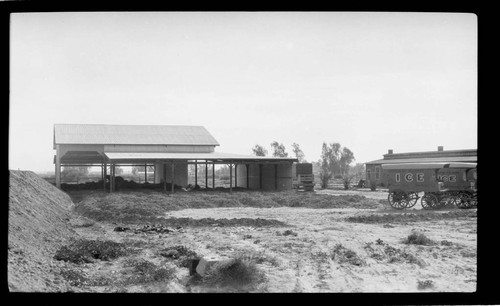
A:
375,166,380,180
395,173,400,182
366,169,371,180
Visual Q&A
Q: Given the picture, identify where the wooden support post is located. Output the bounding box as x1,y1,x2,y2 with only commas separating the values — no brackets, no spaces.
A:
171,163,175,193
234,164,237,188
163,163,167,191
246,164,249,189
153,164,156,184
205,162,208,189
204,162,208,189
145,163,147,183
109,164,112,192
229,164,233,193
212,163,215,189
104,162,107,191
195,161,198,187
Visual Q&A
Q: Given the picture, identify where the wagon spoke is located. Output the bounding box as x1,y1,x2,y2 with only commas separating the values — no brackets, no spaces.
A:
421,193,438,210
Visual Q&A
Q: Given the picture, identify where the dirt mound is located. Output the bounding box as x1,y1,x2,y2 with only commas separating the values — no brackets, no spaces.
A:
8,170,78,292
345,210,477,224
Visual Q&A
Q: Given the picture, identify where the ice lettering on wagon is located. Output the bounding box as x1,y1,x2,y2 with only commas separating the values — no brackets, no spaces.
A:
416,173,424,182
404,173,413,182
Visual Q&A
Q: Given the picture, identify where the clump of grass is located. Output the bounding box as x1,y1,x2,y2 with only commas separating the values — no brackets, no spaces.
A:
199,257,266,289
158,245,199,268
417,279,434,290
460,250,476,258
278,229,298,236
60,268,89,287
440,240,453,246
364,241,426,267
237,251,281,267
122,259,176,285
54,239,127,264
403,232,435,246
331,244,365,266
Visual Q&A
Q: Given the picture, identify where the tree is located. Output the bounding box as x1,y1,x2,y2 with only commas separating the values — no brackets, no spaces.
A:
318,142,355,189
252,144,268,156
270,141,288,157
115,166,124,176
350,163,366,182
291,143,306,163
339,147,355,177
61,166,90,184
318,143,334,188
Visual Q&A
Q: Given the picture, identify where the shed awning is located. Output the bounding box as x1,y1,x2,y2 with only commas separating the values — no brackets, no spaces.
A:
104,152,298,163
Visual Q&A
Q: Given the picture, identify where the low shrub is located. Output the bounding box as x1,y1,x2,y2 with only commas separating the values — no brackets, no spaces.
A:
403,232,434,246
158,245,199,267
54,239,127,264
60,268,89,287
122,259,176,285
331,244,365,266
417,279,434,290
281,229,298,236
200,257,266,288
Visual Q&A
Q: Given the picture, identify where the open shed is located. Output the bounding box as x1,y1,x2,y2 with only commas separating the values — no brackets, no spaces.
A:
53,124,298,192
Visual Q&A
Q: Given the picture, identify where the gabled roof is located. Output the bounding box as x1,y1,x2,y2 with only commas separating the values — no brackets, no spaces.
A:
54,124,220,146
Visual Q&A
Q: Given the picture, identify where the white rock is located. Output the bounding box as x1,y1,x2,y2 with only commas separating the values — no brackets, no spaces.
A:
195,255,231,276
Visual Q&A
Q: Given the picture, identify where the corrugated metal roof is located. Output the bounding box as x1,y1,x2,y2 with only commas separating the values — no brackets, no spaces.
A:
104,152,298,162
54,124,220,146
365,156,477,165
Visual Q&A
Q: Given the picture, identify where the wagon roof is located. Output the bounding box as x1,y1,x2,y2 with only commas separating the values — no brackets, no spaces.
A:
381,162,477,170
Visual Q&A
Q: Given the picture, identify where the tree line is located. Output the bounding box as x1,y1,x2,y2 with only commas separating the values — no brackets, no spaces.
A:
252,141,364,189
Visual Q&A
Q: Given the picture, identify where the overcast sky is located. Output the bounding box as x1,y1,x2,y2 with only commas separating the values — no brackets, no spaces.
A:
9,12,477,173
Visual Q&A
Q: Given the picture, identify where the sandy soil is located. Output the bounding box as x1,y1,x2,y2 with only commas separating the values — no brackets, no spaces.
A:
66,205,476,293
8,171,477,293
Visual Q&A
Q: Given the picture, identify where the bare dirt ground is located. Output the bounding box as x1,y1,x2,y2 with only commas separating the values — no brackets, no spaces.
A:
8,171,477,293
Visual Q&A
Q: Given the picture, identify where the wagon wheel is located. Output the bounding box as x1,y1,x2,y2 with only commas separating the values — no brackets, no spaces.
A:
388,192,408,209
404,192,419,208
446,192,461,207
456,192,474,209
421,193,439,210
471,193,478,207
437,193,450,208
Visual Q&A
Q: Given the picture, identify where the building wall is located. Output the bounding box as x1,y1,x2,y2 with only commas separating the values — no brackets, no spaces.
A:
235,164,246,188
236,163,293,190
247,164,261,189
154,162,188,187
277,163,293,191
366,164,386,187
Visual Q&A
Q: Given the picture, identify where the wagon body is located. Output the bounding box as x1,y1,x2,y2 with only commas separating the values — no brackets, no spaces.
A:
381,162,477,210
437,166,477,192
384,167,440,193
